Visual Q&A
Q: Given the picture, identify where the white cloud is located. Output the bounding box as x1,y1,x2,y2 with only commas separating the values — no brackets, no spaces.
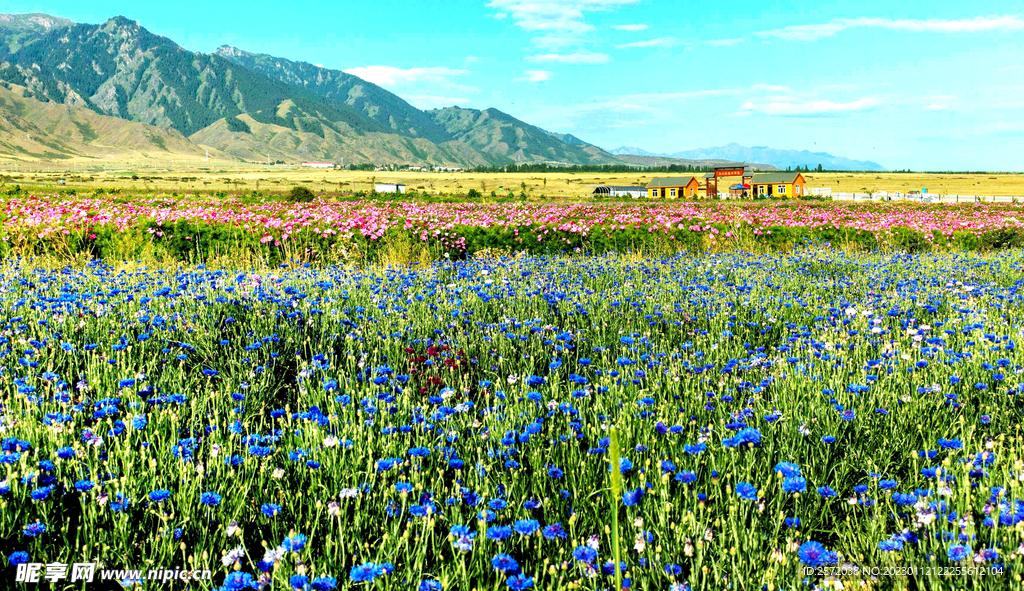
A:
527,52,610,64
751,83,793,93
493,12,508,19
741,97,881,116
998,65,1024,72
488,0,640,33
617,89,741,102
532,35,590,49
611,24,648,31
404,95,471,109
982,121,1024,134
516,70,553,82
704,37,744,46
343,66,471,87
518,100,660,134
922,95,957,111
758,15,1024,41
615,37,678,49
464,56,481,66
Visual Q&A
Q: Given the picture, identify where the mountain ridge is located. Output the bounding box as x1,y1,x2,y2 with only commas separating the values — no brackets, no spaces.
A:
612,143,884,171
0,12,780,171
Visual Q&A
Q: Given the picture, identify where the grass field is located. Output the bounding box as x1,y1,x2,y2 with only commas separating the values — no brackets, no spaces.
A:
2,161,1023,198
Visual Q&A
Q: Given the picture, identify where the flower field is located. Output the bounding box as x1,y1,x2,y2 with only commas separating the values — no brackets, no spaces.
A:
5,193,1024,262
3,247,1024,590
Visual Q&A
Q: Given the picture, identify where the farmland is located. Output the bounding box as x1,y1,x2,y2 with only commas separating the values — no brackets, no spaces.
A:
2,163,1023,198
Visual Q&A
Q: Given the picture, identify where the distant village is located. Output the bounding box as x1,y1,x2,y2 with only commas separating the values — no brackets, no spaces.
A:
594,165,810,199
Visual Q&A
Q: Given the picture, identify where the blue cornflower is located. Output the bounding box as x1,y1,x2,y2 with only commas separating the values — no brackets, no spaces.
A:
573,545,598,564
311,577,337,591
736,482,758,501
774,462,801,477
148,490,171,502
947,543,971,562
200,492,222,506
798,541,837,567
487,526,512,541
513,519,540,536
349,562,384,582
261,503,282,517
623,488,644,506
783,477,807,494
7,551,29,565
506,575,533,590
282,534,307,552
22,522,46,537
492,553,519,573
542,523,567,540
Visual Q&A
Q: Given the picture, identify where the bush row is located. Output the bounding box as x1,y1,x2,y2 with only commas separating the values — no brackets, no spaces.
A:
3,221,1024,265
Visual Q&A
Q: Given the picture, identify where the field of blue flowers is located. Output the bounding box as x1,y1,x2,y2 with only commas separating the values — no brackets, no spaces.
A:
2,248,1023,590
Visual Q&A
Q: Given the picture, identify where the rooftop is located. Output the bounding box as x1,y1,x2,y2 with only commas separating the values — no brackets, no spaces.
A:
750,172,804,184
646,176,698,188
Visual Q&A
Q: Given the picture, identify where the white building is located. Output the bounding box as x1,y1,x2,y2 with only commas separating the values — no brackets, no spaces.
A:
301,162,335,169
374,183,407,194
592,185,647,199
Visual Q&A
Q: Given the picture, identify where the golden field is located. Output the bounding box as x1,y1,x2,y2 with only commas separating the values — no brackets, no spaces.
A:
1,160,1023,197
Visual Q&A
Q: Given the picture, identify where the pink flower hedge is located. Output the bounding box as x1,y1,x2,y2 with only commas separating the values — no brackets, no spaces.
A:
3,195,1023,247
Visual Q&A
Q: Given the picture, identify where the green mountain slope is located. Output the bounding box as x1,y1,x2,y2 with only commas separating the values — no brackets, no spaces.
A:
0,16,386,136
214,46,452,144
0,13,72,55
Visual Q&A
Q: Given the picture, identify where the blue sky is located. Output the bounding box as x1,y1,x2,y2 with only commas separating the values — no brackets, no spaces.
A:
6,1,1024,170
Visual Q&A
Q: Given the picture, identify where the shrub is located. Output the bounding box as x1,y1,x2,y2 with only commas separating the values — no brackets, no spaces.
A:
287,186,316,203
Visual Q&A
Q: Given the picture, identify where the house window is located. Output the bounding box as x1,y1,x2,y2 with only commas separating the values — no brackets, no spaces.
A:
758,185,766,195
649,189,656,198
777,184,787,194
670,188,677,198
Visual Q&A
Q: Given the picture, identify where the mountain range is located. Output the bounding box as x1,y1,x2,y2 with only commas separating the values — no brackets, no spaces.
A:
0,13,883,170
611,144,885,171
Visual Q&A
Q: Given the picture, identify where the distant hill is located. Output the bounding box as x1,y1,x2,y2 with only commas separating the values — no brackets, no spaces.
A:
612,143,885,171
427,107,621,166
613,153,777,171
0,83,222,161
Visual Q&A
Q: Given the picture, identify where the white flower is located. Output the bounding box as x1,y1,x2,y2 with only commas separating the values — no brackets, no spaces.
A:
263,546,287,564
222,547,245,566
226,522,241,537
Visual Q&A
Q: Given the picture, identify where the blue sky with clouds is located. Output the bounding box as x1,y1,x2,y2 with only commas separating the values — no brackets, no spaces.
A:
6,1,1024,170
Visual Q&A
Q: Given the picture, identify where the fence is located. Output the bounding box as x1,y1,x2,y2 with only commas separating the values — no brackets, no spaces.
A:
832,193,1021,204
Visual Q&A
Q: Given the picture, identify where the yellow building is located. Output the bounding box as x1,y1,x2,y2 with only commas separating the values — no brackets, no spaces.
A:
750,172,806,198
646,176,702,199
